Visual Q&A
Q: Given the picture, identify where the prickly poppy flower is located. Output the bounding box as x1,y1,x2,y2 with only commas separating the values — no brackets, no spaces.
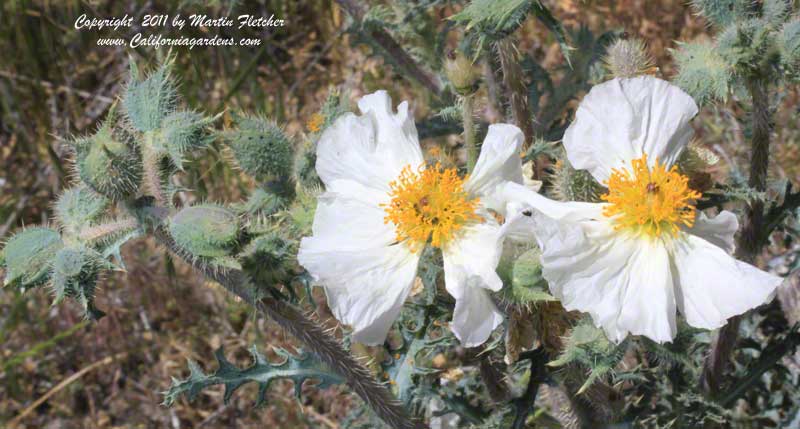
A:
501,77,781,343
299,90,526,346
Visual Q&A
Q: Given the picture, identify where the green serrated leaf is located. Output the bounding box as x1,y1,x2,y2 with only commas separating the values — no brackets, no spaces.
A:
163,346,343,407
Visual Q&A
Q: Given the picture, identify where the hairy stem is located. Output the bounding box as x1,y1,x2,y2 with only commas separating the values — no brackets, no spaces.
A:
78,217,138,243
463,95,477,172
141,135,166,206
701,78,771,395
495,40,533,145
136,205,424,429
334,0,443,97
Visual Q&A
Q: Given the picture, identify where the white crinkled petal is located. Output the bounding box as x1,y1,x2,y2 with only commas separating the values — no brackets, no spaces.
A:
442,219,505,347
670,233,781,331
450,284,504,347
465,124,525,214
298,238,420,344
532,210,677,343
316,90,424,191
684,210,738,254
563,76,698,183
498,182,605,243
309,179,395,251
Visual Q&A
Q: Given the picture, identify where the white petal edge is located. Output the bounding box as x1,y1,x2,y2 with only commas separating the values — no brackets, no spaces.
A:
298,240,420,344
465,124,525,214
442,220,505,347
563,76,698,183
684,210,738,254
670,233,782,331
316,90,423,192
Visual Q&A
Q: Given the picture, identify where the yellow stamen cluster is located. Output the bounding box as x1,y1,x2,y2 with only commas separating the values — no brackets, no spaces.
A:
601,154,701,238
382,163,481,251
306,113,325,133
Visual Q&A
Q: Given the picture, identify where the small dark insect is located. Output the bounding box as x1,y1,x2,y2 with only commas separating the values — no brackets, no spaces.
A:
418,197,429,206
522,210,533,217
646,182,659,193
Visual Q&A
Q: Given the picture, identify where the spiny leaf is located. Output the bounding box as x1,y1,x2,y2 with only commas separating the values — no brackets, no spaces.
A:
123,55,177,132
163,346,343,407
672,41,731,105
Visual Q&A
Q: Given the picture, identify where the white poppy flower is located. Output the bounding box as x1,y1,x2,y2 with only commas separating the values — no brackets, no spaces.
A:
298,90,525,347
500,76,782,343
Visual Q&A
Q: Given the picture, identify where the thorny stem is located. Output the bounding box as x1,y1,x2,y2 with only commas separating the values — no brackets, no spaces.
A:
77,217,138,244
134,204,425,429
463,95,477,172
141,134,166,206
701,78,771,395
334,0,443,97
496,40,535,150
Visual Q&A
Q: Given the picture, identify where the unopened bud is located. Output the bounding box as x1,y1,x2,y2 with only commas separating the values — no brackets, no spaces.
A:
444,50,480,96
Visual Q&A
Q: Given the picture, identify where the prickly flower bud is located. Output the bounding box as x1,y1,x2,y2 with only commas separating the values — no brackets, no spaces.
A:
169,204,240,258
444,50,480,96
505,248,554,305
605,36,654,78
55,185,109,236
75,107,143,201
155,111,215,169
224,115,294,182
51,246,107,320
677,141,719,193
240,233,294,288
2,227,63,289
550,157,605,203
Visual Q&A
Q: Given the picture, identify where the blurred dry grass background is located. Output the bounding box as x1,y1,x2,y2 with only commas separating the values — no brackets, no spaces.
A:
1,0,798,428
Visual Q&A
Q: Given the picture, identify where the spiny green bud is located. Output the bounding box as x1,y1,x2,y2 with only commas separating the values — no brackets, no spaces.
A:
75,107,142,200
778,19,800,71
51,246,107,320
224,115,294,182
237,188,289,235
123,55,177,132
672,41,731,105
240,233,294,287
604,36,654,78
550,157,605,203
444,50,480,96
282,187,318,236
677,142,718,193
55,185,109,236
155,111,215,169
239,188,286,217
503,248,555,305
293,140,320,188
169,204,240,258
690,0,752,28
2,227,63,289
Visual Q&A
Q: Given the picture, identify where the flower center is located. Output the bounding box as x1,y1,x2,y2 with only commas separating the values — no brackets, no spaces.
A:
382,163,481,251
601,154,701,238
